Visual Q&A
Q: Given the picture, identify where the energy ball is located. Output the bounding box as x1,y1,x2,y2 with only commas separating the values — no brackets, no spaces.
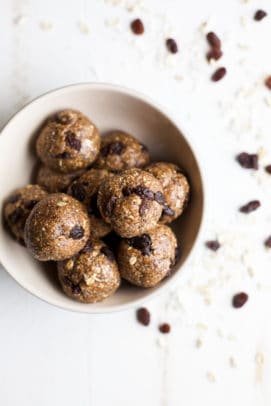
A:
67,168,112,238
146,162,190,223
3,184,48,244
36,109,100,173
117,224,178,288
58,239,120,303
97,169,164,238
24,193,90,261
94,131,150,172
36,164,84,193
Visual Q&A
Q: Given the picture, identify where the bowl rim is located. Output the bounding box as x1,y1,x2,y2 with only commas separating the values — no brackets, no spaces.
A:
0,82,206,314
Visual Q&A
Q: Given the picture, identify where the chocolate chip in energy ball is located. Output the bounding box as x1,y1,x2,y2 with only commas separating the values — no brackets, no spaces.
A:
254,10,267,21
8,208,24,224
55,152,72,160
239,200,260,214
131,18,144,35
69,225,85,239
136,307,150,326
159,323,171,334
104,195,117,217
100,141,126,157
101,246,115,261
126,234,152,256
236,152,258,169
211,67,226,82
205,240,220,251
64,277,81,295
162,205,175,217
232,292,248,308
166,38,178,54
6,194,20,204
65,131,81,151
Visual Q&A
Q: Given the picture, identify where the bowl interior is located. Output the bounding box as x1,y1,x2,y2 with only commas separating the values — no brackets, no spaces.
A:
0,84,203,313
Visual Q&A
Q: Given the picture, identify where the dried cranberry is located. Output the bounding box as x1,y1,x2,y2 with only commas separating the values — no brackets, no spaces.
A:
232,292,248,308
265,76,271,90
101,141,126,157
254,10,267,21
205,240,220,251
8,208,24,224
131,18,144,35
211,67,226,82
206,32,221,49
65,132,81,151
70,183,86,202
236,152,258,169
162,205,175,217
239,200,260,213
127,234,152,256
101,246,115,261
104,195,117,217
136,307,150,326
69,225,84,239
166,38,178,54
264,236,271,248
206,48,223,61
265,164,271,174
159,323,171,334
25,200,38,210
7,194,20,204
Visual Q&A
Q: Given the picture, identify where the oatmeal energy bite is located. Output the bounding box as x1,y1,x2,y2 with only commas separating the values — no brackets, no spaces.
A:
3,184,48,244
36,109,100,173
36,164,83,193
58,239,120,303
24,193,90,261
97,168,164,238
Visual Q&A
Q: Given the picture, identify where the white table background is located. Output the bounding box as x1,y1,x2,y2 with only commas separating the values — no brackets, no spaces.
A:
1,0,271,405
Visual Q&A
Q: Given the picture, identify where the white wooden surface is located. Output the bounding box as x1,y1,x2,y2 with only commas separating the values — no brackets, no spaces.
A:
1,1,271,405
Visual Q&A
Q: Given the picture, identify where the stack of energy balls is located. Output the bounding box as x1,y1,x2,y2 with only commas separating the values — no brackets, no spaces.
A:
3,109,190,303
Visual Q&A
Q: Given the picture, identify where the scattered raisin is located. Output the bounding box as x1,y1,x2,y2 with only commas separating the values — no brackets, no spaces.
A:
205,240,220,251
136,307,150,326
239,200,260,214
206,48,223,61
126,234,152,256
65,131,81,151
264,236,271,248
104,195,117,217
70,183,86,202
131,18,144,35
211,67,226,82
236,152,258,169
265,164,271,174
206,32,221,49
265,76,271,90
69,225,84,239
166,38,178,54
100,141,126,157
232,292,248,308
6,194,20,204
254,10,267,21
159,323,171,334
101,246,115,261
8,208,24,224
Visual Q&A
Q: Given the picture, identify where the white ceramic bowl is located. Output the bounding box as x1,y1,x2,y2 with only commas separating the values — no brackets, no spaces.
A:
0,83,204,313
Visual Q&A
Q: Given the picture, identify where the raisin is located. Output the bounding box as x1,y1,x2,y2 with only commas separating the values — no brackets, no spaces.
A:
162,205,175,217
264,236,271,248
65,131,81,151
211,67,226,82
7,194,20,204
232,292,248,308
25,200,38,210
206,48,223,61
131,18,144,35
104,195,117,217
56,152,71,159
159,323,171,334
136,307,150,326
70,183,86,202
236,152,258,169
265,165,271,173
206,32,221,49
254,10,267,21
265,76,271,90
100,141,125,157
101,246,115,261
8,208,24,224
126,234,152,256
239,200,260,213
64,277,81,295
166,38,178,54
123,186,154,200
69,225,84,239
205,240,220,251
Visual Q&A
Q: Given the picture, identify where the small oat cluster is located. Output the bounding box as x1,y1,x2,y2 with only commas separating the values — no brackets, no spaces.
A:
3,109,190,303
